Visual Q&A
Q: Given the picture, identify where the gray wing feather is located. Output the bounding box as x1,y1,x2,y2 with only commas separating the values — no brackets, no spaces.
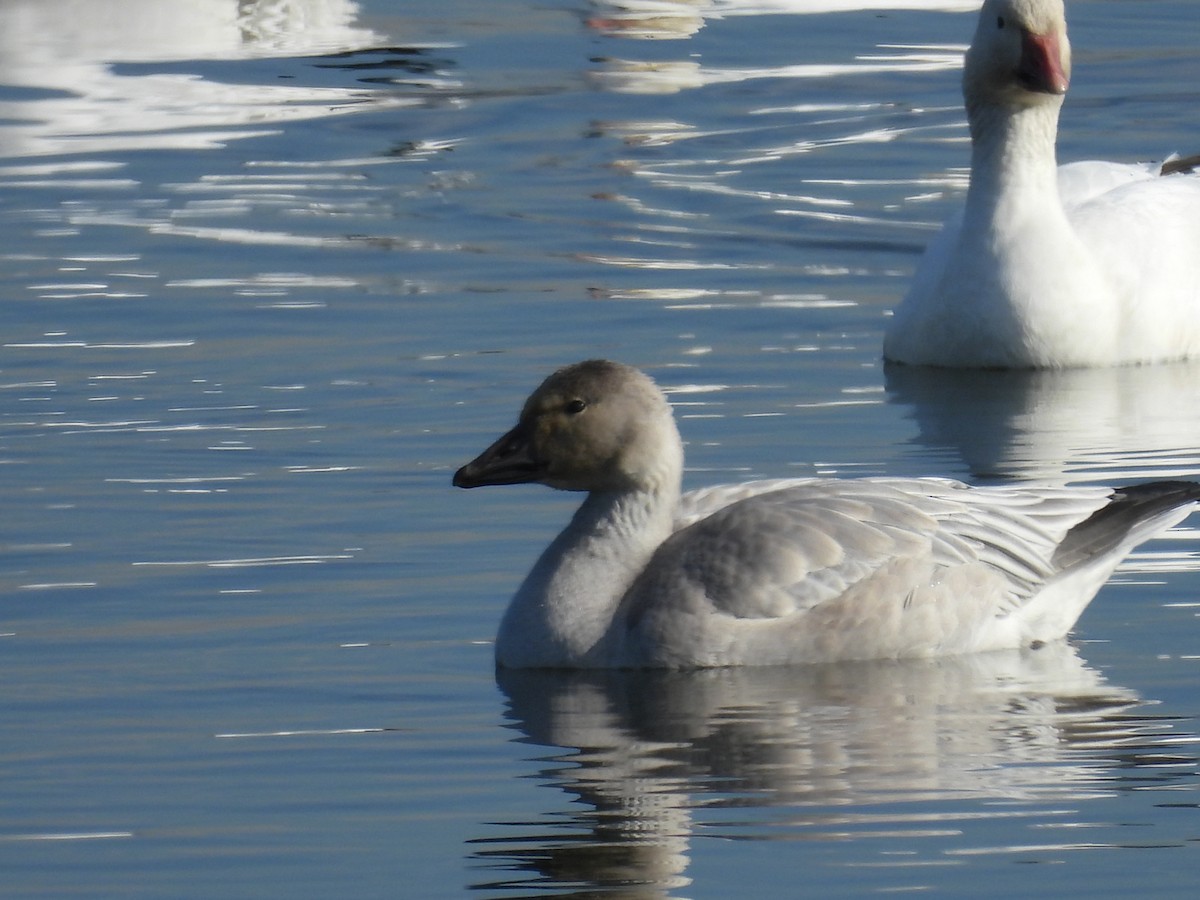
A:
659,478,1115,621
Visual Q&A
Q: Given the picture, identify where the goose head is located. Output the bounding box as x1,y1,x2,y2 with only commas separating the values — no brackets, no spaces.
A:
965,0,1071,111
454,360,683,495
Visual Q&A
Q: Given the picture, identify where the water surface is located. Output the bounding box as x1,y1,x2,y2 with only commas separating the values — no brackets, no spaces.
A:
2,1,1200,896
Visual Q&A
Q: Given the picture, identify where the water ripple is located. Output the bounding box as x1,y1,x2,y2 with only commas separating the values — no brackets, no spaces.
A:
472,649,1200,894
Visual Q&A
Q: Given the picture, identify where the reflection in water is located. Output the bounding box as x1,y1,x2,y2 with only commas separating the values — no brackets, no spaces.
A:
577,2,973,290
885,362,1200,484
473,647,1194,895
0,0,390,158
3,1,1199,897
588,0,979,41
580,93,961,282
0,0,467,298
588,50,963,95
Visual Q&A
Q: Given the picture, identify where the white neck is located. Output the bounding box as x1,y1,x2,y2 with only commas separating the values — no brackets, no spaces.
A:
951,94,1122,365
965,96,1063,220
495,478,679,668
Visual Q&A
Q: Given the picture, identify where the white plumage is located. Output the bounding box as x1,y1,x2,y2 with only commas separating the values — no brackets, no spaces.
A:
884,0,1200,368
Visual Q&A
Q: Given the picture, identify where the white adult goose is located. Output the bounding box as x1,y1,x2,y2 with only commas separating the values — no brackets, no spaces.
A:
883,0,1200,368
454,360,1200,668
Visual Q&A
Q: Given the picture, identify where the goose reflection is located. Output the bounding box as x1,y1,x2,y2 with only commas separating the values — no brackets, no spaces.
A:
472,645,1159,896
884,362,1200,484
587,0,980,42
0,0,386,158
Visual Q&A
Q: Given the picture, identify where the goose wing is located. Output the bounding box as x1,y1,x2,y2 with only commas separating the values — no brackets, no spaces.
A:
655,478,1117,622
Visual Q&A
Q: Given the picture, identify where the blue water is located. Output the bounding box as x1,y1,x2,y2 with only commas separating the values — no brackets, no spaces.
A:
2,1,1199,896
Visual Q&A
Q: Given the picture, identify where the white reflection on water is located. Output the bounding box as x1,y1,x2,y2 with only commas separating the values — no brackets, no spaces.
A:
589,47,963,94
0,0,463,296
587,0,979,41
0,0,397,159
581,9,970,283
477,645,1195,895
885,363,1200,485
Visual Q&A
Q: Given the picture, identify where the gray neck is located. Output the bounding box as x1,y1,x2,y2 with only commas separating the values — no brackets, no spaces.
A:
495,482,678,668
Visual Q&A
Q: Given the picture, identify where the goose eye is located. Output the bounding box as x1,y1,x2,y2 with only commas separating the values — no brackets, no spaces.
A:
996,15,1005,29
565,398,587,415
